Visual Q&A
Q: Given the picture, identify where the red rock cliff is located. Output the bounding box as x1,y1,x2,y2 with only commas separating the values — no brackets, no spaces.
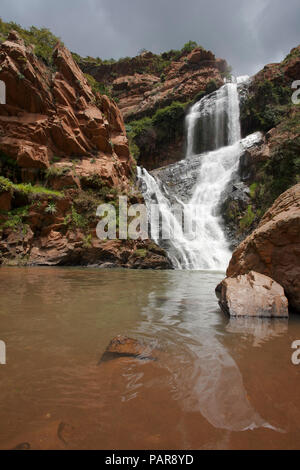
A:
0,31,171,269
0,30,133,189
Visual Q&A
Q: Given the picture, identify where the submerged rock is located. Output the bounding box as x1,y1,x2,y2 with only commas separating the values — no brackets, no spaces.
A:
11,442,31,450
216,271,289,318
99,335,158,363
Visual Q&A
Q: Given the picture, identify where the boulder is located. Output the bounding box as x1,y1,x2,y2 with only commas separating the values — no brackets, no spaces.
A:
216,271,289,318
227,183,300,312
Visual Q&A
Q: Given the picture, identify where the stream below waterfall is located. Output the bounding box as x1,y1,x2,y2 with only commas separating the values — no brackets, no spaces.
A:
0,267,300,450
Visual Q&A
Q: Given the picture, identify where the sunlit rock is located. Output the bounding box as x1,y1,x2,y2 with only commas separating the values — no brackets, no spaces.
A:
216,271,289,318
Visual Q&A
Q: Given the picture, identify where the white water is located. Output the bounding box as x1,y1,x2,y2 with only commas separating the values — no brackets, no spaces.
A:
138,78,260,271
186,81,241,157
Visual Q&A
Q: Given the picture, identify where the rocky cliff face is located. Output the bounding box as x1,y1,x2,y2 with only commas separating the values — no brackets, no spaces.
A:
80,47,228,121
0,30,132,185
221,46,300,245
0,30,171,269
80,47,229,169
227,183,300,312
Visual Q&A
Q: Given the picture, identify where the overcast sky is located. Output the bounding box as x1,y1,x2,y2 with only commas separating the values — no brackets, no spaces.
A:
1,0,299,76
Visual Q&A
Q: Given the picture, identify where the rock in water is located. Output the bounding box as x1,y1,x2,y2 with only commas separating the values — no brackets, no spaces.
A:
216,271,289,318
11,442,31,450
99,335,158,363
227,183,300,312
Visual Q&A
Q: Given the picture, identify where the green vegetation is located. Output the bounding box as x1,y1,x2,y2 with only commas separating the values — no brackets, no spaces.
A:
253,136,300,211
152,101,187,142
0,175,63,201
13,182,62,198
78,41,202,80
82,233,93,248
239,205,255,230
205,79,219,95
64,205,87,229
0,206,29,233
249,183,258,199
181,41,199,54
84,73,112,97
80,174,114,199
135,248,147,258
0,18,61,64
0,176,13,194
237,45,300,237
241,79,292,134
45,166,70,179
127,101,189,160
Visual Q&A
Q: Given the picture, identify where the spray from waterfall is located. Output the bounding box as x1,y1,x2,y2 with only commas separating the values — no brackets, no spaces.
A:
138,77,259,271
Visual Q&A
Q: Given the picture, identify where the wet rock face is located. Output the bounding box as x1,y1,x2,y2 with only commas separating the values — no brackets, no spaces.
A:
216,271,289,318
227,183,300,312
0,30,132,184
220,180,252,249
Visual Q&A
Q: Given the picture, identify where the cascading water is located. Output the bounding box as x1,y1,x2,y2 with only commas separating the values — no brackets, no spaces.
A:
138,77,261,271
186,80,241,157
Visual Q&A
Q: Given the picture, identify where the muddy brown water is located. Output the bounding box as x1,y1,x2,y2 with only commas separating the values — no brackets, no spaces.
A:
0,267,299,450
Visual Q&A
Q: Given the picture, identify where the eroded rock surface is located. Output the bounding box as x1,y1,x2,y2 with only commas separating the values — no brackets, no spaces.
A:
81,47,227,122
216,271,289,318
0,30,132,187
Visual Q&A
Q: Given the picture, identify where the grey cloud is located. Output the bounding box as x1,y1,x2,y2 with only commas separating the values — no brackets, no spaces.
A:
1,0,299,76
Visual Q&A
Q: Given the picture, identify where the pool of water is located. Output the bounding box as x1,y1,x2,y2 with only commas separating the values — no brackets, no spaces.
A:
0,267,299,450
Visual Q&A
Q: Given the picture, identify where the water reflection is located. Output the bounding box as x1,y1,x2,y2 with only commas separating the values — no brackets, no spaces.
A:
226,318,288,348
136,271,280,432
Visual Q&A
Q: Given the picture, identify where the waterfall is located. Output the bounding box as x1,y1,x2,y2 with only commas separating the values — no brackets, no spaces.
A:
185,80,241,157
138,77,260,271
